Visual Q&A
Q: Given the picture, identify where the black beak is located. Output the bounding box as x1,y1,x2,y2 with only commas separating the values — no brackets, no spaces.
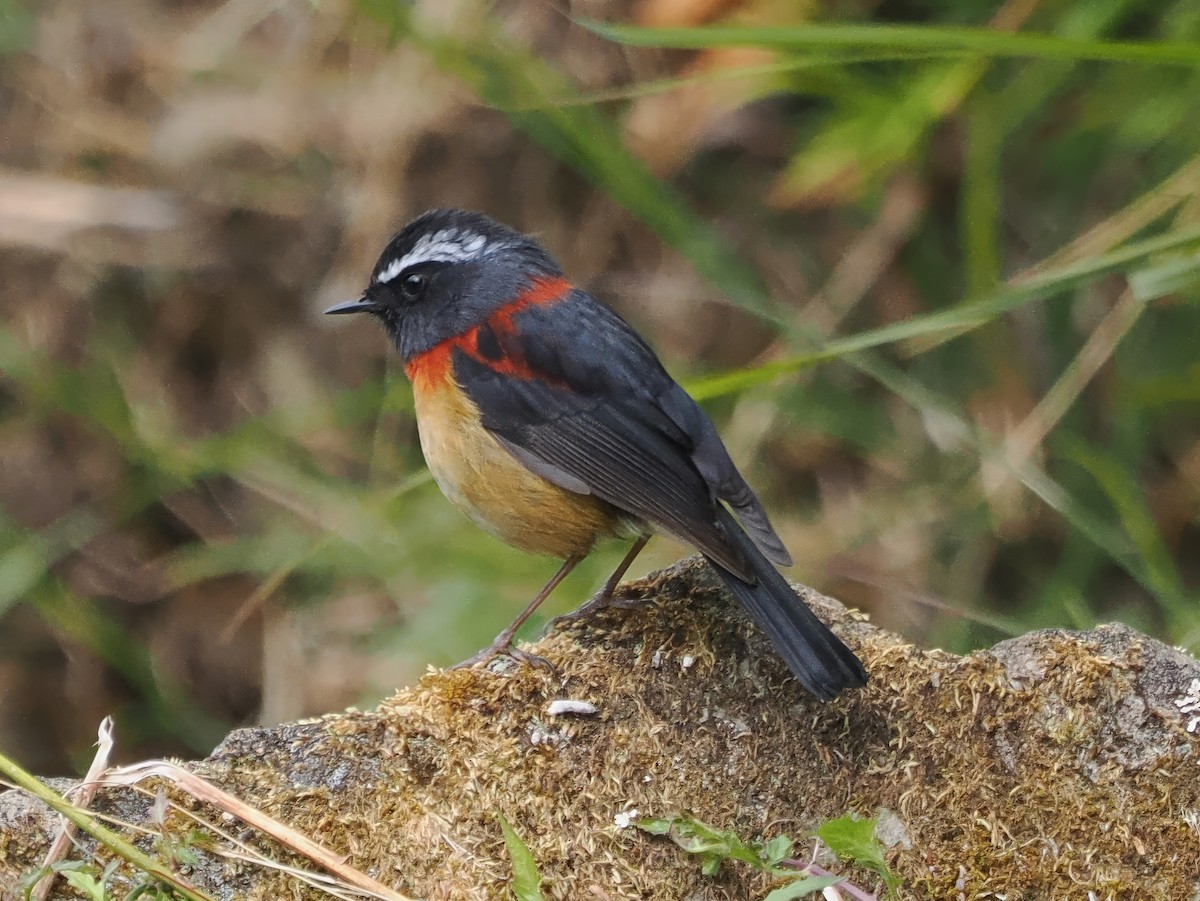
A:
324,295,379,315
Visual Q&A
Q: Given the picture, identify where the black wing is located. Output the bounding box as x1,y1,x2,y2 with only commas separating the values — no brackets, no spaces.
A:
455,290,790,574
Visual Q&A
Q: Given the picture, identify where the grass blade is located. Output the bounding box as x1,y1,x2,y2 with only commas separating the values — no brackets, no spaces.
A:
582,20,1200,68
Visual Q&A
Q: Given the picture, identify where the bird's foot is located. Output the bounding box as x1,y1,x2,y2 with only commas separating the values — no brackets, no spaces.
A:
452,637,560,678
545,584,652,634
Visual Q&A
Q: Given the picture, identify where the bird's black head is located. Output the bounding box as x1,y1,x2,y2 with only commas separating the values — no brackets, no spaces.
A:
326,209,562,361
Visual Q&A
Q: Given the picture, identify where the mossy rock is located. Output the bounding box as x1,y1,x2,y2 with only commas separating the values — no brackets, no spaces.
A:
3,558,1199,899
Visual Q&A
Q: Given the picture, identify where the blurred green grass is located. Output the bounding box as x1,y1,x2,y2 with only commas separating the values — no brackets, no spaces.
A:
1,0,1198,771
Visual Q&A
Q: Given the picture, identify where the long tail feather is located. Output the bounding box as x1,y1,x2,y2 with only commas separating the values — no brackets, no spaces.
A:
708,508,868,701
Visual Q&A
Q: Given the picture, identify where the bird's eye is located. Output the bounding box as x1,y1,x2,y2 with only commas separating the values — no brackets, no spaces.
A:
401,272,427,300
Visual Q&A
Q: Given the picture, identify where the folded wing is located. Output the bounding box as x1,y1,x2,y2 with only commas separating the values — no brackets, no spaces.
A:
454,290,788,575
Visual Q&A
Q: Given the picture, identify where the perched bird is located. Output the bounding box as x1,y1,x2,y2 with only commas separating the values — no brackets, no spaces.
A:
326,209,867,700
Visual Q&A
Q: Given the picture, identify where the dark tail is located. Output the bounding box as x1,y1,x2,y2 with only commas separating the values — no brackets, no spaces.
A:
709,508,868,701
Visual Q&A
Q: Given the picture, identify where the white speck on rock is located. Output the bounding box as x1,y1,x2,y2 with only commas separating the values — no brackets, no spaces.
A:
546,699,599,717
527,721,567,748
1175,678,1200,733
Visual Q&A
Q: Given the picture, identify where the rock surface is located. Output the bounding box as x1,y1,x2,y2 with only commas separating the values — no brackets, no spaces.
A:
2,558,1199,899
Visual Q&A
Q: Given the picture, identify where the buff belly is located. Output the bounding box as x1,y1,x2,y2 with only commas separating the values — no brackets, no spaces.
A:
413,377,624,559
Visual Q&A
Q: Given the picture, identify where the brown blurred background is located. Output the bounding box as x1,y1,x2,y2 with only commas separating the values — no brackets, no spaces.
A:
2,0,1198,775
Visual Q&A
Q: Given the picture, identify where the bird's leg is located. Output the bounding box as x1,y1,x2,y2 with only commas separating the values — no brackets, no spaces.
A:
546,533,651,632
453,552,585,672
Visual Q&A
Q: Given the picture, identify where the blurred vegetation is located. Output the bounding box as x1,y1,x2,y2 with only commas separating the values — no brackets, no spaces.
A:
0,0,1197,774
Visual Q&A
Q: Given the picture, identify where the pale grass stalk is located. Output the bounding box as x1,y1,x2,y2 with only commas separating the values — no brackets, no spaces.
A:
984,288,1145,496
31,717,116,901
101,760,416,901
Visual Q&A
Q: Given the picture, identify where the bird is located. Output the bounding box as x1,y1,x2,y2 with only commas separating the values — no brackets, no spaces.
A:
325,209,867,700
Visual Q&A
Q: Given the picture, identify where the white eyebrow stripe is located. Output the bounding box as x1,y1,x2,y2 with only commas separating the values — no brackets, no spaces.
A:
375,230,493,284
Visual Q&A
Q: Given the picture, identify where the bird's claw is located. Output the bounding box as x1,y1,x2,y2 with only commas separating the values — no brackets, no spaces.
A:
452,640,560,678
545,585,652,634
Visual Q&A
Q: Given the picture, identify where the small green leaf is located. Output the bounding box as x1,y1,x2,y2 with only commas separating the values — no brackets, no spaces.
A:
761,833,796,869
23,861,97,901
58,868,106,901
635,813,784,874
764,875,845,900
634,815,674,836
670,815,740,874
816,813,900,893
498,813,544,901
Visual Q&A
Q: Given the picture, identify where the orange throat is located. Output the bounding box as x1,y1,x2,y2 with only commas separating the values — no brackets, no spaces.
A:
403,275,571,391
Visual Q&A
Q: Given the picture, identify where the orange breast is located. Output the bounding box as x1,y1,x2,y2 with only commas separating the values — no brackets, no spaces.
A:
409,355,623,559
